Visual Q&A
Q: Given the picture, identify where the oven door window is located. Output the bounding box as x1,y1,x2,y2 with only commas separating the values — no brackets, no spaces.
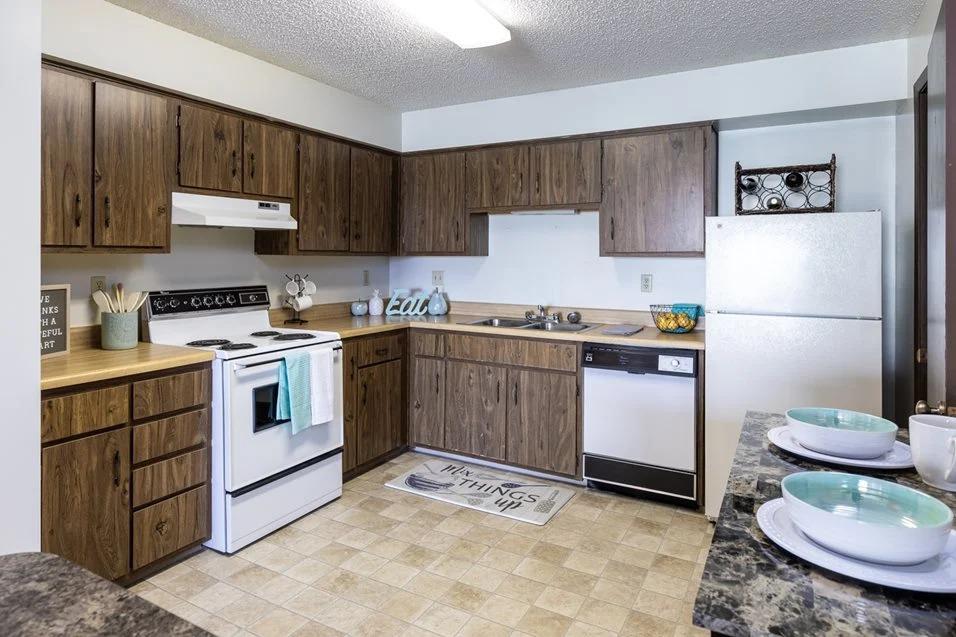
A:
253,382,290,433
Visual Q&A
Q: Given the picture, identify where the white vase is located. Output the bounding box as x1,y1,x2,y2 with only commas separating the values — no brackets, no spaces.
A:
368,290,384,316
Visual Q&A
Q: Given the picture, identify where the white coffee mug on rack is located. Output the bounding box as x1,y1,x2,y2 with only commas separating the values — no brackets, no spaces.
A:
290,295,313,312
909,414,956,491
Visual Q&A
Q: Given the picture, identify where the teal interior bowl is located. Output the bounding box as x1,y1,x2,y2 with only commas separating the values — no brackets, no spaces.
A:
786,407,897,459
782,471,953,564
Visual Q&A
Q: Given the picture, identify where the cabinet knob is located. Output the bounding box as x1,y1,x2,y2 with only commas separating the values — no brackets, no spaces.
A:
155,520,170,536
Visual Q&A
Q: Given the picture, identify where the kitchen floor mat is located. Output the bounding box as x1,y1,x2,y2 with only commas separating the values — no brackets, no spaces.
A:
385,459,574,525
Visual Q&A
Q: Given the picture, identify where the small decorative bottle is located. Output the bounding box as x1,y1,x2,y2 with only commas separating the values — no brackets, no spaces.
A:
427,287,448,316
368,289,384,316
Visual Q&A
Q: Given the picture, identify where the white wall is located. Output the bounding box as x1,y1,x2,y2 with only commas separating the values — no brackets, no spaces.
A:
2,0,41,554
43,228,389,327
42,0,401,150
402,40,908,151
907,0,943,87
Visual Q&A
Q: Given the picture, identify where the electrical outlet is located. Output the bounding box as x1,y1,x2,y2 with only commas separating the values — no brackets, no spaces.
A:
641,273,653,293
432,270,444,287
362,270,370,286
90,276,107,298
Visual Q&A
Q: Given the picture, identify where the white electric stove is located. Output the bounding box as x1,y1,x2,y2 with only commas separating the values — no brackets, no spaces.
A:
143,285,344,553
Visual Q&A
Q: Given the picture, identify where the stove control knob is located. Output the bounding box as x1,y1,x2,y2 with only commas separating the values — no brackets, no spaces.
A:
203,296,214,307
214,295,225,306
225,294,237,305
190,297,202,308
169,298,180,309
153,299,166,311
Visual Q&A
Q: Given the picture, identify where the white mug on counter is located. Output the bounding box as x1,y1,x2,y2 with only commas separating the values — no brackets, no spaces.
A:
909,414,956,491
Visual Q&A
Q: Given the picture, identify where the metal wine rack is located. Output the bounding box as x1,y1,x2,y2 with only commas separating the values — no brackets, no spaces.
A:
734,154,836,215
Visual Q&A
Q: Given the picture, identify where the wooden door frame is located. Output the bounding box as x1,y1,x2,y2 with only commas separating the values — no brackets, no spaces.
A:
914,68,929,416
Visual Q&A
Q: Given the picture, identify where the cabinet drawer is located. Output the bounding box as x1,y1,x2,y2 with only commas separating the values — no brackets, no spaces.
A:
132,484,209,570
354,333,405,367
132,448,208,507
133,368,210,420
41,385,129,443
410,331,444,357
446,334,577,372
133,409,209,464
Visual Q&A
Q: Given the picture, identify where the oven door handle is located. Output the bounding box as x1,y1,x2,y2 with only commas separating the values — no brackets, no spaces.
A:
233,346,342,377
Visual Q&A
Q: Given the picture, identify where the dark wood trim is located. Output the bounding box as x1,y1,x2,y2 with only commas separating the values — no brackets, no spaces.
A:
914,67,929,420
41,56,401,157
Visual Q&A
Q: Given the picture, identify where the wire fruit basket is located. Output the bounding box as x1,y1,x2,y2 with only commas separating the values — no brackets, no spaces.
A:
650,304,700,333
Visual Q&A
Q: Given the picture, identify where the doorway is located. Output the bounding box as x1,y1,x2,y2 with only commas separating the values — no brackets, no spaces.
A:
914,69,928,417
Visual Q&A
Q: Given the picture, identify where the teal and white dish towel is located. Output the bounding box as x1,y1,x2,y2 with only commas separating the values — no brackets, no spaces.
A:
277,351,313,435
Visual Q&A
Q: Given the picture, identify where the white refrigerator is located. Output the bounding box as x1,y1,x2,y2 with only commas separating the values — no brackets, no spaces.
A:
704,211,883,519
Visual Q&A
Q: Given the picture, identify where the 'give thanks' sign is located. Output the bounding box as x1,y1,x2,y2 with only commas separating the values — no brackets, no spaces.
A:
41,284,70,358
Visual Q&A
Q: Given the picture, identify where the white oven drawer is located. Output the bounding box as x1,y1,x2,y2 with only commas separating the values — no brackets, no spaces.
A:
223,344,344,490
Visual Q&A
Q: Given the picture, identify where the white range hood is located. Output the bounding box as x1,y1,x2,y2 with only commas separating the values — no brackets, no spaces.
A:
172,192,297,230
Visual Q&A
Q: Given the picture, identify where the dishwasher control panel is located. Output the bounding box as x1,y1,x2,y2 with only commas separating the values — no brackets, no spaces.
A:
658,355,694,374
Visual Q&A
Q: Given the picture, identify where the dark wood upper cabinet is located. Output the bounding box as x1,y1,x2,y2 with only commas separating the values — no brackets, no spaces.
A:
401,152,467,254
466,145,530,210
41,428,131,580
93,82,172,249
178,103,242,193
242,120,297,199
601,126,715,256
506,368,577,475
41,68,92,248
298,134,351,252
530,140,602,207
445,361,507,461
350,147,395,254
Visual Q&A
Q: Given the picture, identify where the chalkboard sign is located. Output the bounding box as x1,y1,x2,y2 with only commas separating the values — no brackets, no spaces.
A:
41,284,70,358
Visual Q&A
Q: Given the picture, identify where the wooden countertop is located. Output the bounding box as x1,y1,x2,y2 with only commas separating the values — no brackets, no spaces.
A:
288,313,705,350
41,343,214,392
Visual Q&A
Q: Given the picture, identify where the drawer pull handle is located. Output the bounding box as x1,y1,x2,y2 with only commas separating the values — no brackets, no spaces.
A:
374,347,388,356
155,520,170,536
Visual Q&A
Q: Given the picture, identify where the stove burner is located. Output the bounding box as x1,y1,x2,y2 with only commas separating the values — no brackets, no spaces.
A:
251,331,280,337
273,333,317,341
187,339,231,347
219,343,256,351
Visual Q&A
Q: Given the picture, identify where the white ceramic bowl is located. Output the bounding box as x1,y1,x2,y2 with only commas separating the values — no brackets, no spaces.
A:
781,472,953,565
786,407,897,459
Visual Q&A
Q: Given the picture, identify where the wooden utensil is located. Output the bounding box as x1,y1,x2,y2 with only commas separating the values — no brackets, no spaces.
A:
93,289,114,313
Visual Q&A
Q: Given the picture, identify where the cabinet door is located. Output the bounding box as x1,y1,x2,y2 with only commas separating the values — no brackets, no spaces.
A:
601,128,708,255
178,103,242,192
350,147,395,253
506,369,577,475
342,341,359,473
42,428,130,580
41,68,92,248
465,145,530,210
409,356,444,447
445,361,507,460
93,82,171,248
531,140,602,207
243,120,297,198
401,152,466,254
299,134,350,251
355,359,404,466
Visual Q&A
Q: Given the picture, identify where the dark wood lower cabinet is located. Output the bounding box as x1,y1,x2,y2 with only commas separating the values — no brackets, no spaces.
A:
507,369,578,475
409,356,445,448
41,428,130,581
445,361,507,461
40,363,211,582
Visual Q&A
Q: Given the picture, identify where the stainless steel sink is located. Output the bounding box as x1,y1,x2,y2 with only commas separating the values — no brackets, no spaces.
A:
523,322,593,332
464,317,534,328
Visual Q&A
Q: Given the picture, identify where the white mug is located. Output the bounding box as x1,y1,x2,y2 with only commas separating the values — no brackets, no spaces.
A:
909,414,956,491
290,295,313,312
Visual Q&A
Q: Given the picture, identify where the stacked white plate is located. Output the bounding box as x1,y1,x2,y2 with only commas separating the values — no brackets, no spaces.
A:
768,408,913,469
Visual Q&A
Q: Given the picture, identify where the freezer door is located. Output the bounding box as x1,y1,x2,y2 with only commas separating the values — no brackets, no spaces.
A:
705,212,882,318
703,312,882,518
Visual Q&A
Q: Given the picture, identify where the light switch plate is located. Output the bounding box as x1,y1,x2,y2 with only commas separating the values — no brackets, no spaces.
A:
90,275,107,298
362,270,370,286
432,270,444,287
641,273,653,293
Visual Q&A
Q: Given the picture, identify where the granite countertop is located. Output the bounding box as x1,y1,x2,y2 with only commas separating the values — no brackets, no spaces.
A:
278,312,706,350
694,412,956,637
0,552,209,636
41,343,214,391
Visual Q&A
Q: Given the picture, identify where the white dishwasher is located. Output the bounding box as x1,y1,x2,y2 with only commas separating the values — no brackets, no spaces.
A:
582,343,700,505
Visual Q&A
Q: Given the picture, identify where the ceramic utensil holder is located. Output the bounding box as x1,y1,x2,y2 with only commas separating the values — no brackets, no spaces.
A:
101,312,138,350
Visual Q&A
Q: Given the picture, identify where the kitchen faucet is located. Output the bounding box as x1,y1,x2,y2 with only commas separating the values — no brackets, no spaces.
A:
525,305,561,323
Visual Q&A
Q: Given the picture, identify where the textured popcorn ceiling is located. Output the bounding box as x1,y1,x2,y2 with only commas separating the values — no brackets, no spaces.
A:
107,0,924,111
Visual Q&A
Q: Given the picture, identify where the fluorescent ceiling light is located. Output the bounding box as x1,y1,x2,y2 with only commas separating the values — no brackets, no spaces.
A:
395,0,511,49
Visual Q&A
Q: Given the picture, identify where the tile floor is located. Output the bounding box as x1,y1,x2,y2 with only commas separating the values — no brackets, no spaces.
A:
132,452,714,637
